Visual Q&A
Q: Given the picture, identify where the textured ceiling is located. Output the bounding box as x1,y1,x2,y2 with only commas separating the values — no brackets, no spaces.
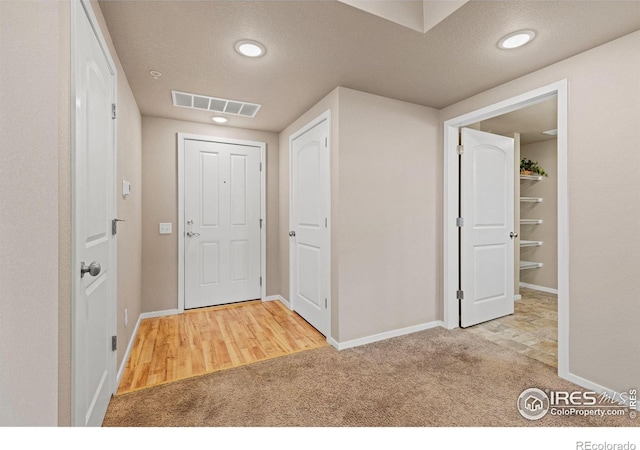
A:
99,1,640,132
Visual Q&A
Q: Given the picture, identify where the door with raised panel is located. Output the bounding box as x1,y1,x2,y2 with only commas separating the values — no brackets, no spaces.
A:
290,115,330,336
73,0,117,427
184,139,261,309
460,128,515,327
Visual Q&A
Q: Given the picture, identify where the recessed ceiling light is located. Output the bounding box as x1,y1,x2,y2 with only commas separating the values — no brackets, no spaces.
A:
542,129,558,136
235,40,266,58
149,70,162,79
212,116,229,124
498,30,536,49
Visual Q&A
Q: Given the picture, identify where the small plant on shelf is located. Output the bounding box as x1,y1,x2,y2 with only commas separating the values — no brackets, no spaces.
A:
520,158,548,177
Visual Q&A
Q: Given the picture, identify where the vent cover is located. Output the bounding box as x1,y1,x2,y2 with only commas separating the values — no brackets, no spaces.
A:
171,90,261,118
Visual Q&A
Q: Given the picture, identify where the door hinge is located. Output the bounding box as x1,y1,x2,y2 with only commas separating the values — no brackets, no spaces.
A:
111,335,117,351
111,103,117,120
325,298,328,309
456,290,464,300
325,217,328,228
456,217,464,227
112,218,125,235
456,144,464,155
260,218,263,229
260,162,263,172
325,137,328,148
260,276,262,287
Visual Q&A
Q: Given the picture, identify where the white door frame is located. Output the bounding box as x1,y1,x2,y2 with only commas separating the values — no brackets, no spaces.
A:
71,0,118,424
177,133,266,312
288,110,332,334
443,80,569,379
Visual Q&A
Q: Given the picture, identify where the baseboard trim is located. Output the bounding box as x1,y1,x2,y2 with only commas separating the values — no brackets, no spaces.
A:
519,282,558,295
327,320,445,351
116,313,143,387
563,372,638,411
139,309,180,320
262,295,291,309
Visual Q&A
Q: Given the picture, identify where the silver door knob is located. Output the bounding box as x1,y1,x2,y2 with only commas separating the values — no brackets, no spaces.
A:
80,261,101,278
186,231,200,238
510,232,519,239
289,231,296,237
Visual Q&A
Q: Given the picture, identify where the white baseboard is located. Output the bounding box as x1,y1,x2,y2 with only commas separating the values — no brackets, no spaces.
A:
327,320,445,351
116,313,143,387
262,295,291,309
139,309,180,320
519,282,558,295
563,372,638,411
514,294,522,301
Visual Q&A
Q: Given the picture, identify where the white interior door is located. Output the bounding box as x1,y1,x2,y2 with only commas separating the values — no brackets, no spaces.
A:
290,115,330,336
460,128,515,327
73,0,117,427
184,139,262,309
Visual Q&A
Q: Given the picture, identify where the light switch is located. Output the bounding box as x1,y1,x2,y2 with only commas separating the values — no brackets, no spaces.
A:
159,223,172,234
122,180,131,197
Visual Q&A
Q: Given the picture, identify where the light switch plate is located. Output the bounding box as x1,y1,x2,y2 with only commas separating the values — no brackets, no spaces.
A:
122,180,131,197
159,223,172,234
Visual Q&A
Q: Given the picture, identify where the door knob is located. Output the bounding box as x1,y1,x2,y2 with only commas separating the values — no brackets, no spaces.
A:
186,231,200,238
80,261,101,278
510,232,519,239
289,231,296,237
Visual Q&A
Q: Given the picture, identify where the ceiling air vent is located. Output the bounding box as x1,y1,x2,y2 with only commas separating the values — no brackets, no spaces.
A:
171,90,261,118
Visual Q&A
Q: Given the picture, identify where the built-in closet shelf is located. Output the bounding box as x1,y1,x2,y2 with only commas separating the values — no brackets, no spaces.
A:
520,261,543,270
520,197,543,203
520,240,543,248
520,219,543,225
520,174,543,181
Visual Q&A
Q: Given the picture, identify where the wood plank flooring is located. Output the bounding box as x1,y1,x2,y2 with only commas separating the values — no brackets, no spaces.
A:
117,300,328,394
466,287,558,367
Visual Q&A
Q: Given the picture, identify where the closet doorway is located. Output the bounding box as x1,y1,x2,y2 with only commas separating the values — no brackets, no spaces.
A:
443,81,569,379
464,97,559,368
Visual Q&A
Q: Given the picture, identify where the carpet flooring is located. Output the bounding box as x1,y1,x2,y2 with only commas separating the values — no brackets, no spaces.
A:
103,327,636,427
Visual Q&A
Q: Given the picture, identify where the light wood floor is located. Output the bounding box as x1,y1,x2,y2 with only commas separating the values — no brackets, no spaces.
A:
117,300,328,394
466,287,558,368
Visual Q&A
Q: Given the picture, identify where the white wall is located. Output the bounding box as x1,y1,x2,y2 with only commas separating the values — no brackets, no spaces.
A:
337,88,440,341
0,0,61,426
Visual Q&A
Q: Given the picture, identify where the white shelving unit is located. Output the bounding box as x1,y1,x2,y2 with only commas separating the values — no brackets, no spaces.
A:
520,261,543,270
519,171,543,271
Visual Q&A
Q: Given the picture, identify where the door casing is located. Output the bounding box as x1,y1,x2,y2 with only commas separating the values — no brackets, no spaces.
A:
177,133,266,312
443,80,569,379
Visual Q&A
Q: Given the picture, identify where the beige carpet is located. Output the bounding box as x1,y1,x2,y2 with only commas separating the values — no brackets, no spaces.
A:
103,327,636,427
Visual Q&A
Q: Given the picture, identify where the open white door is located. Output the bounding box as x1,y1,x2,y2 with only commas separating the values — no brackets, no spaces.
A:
290,113,330,336
72,0,117,426
183,139,262,309
460,128,515,327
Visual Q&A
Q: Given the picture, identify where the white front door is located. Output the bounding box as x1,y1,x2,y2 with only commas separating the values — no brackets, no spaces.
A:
290,114,330,336
460,128,515,327
73,0,117,426
184,139,262,309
